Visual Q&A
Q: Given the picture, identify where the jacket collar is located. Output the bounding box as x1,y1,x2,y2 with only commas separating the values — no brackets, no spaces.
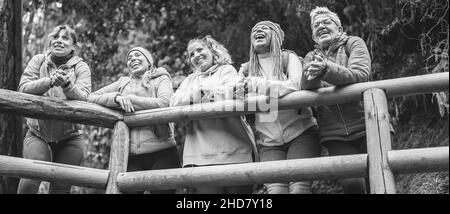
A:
142,67,172,81
194,64,220,77
44,51,82,68
316,32,349,53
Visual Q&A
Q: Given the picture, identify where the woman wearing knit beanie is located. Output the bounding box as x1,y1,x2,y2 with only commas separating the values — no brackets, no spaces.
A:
17,25,92,194
302,7,374,194
88,47,181,194
238,21,320,194
171,35,257,194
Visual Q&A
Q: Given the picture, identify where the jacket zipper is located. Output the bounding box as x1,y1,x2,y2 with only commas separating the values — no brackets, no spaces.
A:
336,104,349,135
50,86,55,142
325,46,350,136
48,66,55,142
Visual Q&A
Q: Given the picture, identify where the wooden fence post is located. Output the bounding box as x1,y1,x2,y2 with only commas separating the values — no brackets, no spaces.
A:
106,121,130,194
364,88,396,194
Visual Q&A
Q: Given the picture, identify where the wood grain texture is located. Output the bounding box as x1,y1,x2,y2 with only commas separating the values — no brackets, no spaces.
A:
0,89,123,128
115,146,448,192
364,88,396,194
0,154,108,189
106,121,130,194
116,154,368,192
389,147,449,174
0,0,23,194
125,73,449,127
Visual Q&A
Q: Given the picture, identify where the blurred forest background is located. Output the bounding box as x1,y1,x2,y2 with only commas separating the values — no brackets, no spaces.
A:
6,0,450,193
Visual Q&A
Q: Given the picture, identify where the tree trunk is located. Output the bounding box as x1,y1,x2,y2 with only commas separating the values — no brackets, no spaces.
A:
0,0,23,194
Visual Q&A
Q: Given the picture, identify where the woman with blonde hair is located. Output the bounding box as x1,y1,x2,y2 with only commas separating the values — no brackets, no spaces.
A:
171,35,257,194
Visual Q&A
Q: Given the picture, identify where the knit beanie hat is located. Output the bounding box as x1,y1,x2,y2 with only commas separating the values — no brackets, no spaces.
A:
249,21,285,80
310,7,342,29
252,21,285,45
127,47,154,69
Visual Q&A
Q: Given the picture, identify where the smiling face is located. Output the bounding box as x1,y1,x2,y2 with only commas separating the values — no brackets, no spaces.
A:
251,24,272,54
188,41,214,72
312,14,342,49
49,29,76,57
127,50,151,77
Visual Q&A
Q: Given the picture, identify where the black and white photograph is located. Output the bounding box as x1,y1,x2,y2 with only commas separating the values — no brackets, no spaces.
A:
0,0,448,202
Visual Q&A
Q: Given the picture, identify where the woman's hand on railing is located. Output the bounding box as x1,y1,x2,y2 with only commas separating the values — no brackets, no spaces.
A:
234,77,249,100
238,62,249,77
115,95,135,113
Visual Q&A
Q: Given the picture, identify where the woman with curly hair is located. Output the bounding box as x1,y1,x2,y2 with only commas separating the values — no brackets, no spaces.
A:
171,35,257,194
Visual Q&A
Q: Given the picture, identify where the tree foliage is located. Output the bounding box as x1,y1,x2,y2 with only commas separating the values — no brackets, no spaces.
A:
20,0,449,193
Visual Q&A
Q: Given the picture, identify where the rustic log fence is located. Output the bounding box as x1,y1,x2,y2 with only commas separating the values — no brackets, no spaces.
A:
0,72,449,194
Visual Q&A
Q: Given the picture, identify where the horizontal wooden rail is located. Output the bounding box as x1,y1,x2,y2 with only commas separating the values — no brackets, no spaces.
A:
389,147,449,174
116,147,449,192
0,89,123,128
0,155,108,189
117,153,369,192
1,74,447,127
125,73,449,126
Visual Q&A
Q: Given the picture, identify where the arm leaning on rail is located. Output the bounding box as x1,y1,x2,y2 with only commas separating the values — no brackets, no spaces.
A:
18,54,92,101
170,74,199,106
301,37,371,90
127,69,173,110
87,79,122,107
61,62,92,101
245,52,304,98
18,55,53,95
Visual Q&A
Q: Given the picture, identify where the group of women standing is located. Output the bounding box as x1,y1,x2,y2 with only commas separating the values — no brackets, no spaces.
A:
17,7,373,194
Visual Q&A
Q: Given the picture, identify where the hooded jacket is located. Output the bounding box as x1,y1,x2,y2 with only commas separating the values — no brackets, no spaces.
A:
18,52,92,142
88,67,176,155
170,64,257,166
302,33,371,143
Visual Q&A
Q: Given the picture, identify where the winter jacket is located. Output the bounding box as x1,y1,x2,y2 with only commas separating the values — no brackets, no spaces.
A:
87,68,176,155
242,52,317,146
170,64,257,166
18,52,92,142
302,34,371,143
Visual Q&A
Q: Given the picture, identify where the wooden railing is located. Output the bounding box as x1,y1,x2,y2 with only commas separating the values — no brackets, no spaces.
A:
0,72,449,194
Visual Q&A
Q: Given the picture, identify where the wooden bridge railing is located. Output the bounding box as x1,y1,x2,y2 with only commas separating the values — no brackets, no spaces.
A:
0,72,449,194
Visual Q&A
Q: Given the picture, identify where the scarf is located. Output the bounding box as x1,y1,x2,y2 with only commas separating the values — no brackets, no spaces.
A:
50,51,74,68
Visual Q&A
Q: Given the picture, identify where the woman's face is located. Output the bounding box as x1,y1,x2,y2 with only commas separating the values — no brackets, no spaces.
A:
188,41,214,72
312,14,342,48
251,24,272,54
50,30,76,57
127,50,151,76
